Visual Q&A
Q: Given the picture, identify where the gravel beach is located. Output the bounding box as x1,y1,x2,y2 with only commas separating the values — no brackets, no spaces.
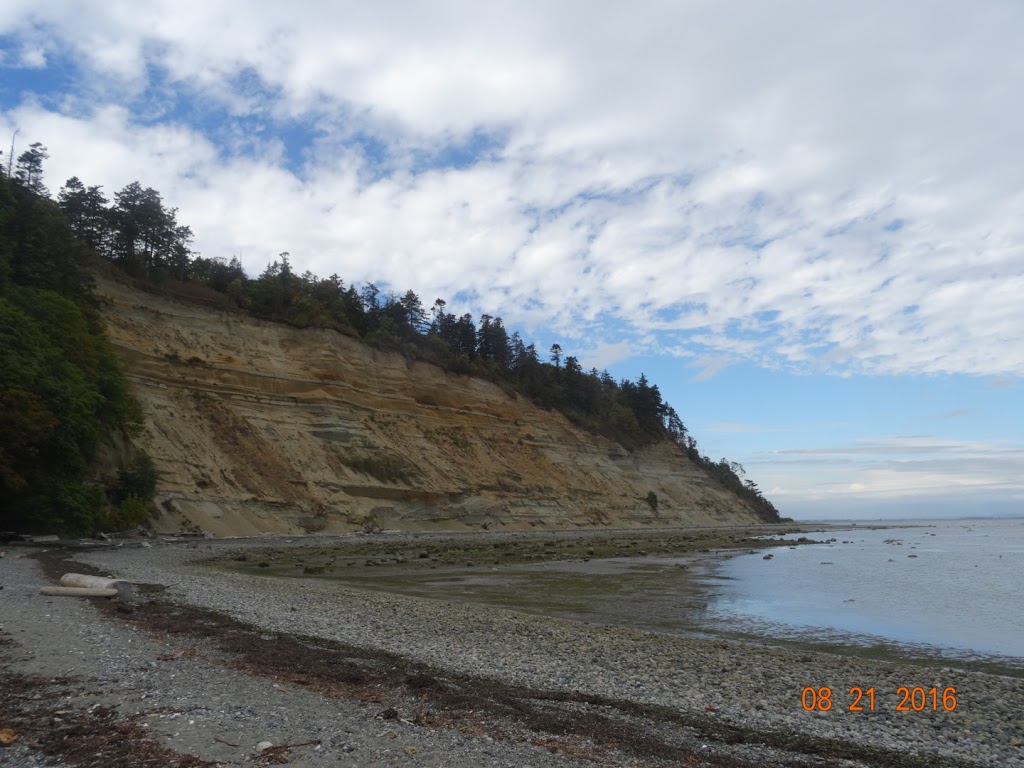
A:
2,531,1021,767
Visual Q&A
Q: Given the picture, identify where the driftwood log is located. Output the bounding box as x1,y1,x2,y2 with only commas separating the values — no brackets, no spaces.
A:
40,586,119,598
37,573,136,600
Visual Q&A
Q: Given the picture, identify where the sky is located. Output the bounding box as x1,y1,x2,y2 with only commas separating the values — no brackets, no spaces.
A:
1,1,1022,520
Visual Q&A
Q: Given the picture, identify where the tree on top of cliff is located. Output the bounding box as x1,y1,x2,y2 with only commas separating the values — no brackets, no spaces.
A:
11,150,780,523
0,168,144,534
58,177,110,253
14,143,50,197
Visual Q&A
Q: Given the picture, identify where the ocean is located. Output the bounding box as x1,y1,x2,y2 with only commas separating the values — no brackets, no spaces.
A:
698,517,1024,663
304,518,1024,667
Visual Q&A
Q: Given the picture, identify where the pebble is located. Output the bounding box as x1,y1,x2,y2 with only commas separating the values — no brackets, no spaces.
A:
68,537,1024,768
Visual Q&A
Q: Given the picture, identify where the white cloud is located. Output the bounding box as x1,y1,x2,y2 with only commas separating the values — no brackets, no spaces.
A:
16,47,45,68
0,1,1022,375
690,356,734,382
579,341,634,371
752,435,1024,517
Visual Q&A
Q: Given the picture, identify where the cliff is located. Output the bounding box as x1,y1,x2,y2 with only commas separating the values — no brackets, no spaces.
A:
96,278,769,535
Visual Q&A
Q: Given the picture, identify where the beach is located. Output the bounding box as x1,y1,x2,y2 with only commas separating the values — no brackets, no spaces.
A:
1,529,1020,767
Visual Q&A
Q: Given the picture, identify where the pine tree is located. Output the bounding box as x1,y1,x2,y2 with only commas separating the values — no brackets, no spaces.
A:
549,343,562,368
58,178,111,253
14,143,49,197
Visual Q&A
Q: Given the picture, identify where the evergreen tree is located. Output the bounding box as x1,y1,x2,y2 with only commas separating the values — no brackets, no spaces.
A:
1,144,780,524
58,177,111,253
453,313,477,358
111,182,191,278
14,143,49,197
0,170,143,534
549,343,562,368
400,290,427,334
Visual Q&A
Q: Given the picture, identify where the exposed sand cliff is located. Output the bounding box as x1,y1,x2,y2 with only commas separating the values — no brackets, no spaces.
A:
97,278,769,535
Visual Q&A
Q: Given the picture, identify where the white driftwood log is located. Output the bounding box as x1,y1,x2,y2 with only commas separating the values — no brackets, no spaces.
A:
59,573,135,599
40,586,119,598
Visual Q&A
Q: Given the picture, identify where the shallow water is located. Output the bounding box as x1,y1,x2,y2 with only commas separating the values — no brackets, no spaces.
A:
254,518,1024,666
327,555,723,635
699,518,1024,661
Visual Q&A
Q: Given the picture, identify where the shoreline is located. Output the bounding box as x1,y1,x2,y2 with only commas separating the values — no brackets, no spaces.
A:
91,531,1024,764
211,523,1023,676
4,527,1020,766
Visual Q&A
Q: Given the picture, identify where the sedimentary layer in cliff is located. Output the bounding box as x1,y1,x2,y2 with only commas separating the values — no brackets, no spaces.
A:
97,278,767,535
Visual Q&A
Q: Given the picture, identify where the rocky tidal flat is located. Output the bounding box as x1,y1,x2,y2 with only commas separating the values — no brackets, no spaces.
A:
2,528,1021,767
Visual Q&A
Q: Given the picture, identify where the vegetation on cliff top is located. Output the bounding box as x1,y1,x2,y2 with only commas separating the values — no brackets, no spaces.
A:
1,144,779,527
0,146,150,534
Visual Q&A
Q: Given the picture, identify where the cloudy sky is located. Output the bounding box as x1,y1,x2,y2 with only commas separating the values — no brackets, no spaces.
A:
2,1,1022,519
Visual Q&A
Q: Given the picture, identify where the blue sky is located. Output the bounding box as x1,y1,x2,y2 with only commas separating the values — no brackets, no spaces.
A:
1,1,1022,519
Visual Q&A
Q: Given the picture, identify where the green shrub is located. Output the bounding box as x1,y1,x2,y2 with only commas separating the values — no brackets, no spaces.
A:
113,453,157,503
110,496,151,530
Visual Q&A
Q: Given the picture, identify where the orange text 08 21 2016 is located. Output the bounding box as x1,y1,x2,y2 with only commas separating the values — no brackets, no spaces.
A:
800,686,958,712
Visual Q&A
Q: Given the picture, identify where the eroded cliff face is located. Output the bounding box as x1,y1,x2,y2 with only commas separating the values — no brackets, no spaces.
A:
97,278,767,535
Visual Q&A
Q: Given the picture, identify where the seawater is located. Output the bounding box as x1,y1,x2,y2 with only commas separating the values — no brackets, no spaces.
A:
307,518,1024,666
699,517,1024,662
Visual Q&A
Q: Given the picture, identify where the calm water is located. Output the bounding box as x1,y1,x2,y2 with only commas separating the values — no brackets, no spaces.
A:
297,518,1024,665
699,518,1024,661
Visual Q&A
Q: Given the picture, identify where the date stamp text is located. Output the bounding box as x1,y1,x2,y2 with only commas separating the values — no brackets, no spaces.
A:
801,686,958,712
